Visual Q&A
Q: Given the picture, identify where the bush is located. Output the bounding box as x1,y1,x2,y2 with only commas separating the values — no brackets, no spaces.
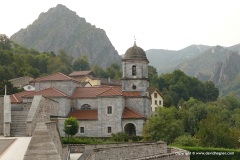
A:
172,135,200,147
111,132,129,142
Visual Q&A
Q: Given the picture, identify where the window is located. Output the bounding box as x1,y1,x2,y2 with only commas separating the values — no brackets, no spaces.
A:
108,127,112,133
154,93,157,98
81,104,91,110
80,127,84,133
132,65,136,76
107,106,112,114
159,100,162,105
132,85,137,90
155,100,157,105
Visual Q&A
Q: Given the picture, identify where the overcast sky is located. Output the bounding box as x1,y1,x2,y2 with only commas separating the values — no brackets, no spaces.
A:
1,0,240,54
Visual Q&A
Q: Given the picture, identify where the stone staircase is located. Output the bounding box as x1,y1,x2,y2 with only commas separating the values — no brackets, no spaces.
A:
11,111,28,137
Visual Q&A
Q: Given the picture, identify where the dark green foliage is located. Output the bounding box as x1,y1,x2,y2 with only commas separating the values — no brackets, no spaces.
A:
144,94,240,149
63,117,79,136
73,55,90,71
172,135,200,147
157,70,219,106
143,107,184,143
111,132,130,142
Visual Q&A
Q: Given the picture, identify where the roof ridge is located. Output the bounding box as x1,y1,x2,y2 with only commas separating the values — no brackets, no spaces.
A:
112,87,123,95
59,72,73,80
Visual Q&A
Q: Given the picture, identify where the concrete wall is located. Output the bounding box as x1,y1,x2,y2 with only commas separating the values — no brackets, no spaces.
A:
4,96,11,136
0,96,3,135
34,81,80,96
97,97,124,137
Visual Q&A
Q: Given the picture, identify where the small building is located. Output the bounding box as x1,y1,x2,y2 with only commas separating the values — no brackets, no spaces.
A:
9,76,33,89
148,88,164,112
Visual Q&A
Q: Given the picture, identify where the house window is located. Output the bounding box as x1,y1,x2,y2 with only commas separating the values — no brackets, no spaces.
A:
132,65,136,76
155,100,157,105
154,93,157,98
80,127,84,133
107,106,112,114
159,100,162,105
108,127,112,133
132,85,137,90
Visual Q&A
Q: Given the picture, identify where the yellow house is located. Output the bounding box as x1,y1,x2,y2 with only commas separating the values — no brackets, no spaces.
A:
148,88,164,112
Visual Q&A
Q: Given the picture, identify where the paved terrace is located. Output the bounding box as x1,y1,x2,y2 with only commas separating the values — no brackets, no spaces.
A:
0,136,82,160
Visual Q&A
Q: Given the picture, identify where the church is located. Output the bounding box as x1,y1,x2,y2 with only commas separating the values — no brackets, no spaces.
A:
69,42,151,137
8,42,152,137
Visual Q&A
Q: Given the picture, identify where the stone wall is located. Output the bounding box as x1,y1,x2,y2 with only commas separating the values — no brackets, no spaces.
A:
75,98,98,110
26,95,60,136
78,143,190,160
52,97,71,116
46,121,67,160
34,81,80,96
122,119,144,136
0,96,3,135
126,97,151,117
97,97,124,137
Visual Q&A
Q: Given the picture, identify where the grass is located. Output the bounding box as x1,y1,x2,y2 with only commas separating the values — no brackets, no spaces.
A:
175,146,240,160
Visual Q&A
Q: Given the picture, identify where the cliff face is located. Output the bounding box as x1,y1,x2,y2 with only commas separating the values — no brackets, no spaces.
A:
10,4,121,68
211,52,240,96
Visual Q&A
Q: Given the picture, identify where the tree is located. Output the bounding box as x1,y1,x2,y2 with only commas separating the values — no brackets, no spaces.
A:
73,55,91,71
63,117,79,136
204,81,219,102
0,34,12,50
143,107,184,143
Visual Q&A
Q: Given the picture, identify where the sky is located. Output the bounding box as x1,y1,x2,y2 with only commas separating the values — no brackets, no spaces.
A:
1,0,240,55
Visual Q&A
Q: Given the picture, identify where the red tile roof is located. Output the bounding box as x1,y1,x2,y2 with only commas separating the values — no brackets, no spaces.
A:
68,110,98,120
23,87,68,98
10,91,35,103
122,91,142,97
69,71,93,77
72,86,122,98
31,72,79,82
122,107,145,119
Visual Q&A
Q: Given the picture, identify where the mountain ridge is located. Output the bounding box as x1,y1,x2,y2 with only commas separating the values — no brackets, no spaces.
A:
11,4,121,68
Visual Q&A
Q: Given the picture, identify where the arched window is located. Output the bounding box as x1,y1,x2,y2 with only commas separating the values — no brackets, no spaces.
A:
132,65,136,76
81,104,91,110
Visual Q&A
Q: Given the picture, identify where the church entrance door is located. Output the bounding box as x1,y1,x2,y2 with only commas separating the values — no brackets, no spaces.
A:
124,123,136,136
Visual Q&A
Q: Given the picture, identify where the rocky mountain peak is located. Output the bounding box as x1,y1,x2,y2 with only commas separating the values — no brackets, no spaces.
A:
10,4,121,68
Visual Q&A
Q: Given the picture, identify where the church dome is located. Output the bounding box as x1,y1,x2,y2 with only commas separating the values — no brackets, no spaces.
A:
123,42,148,62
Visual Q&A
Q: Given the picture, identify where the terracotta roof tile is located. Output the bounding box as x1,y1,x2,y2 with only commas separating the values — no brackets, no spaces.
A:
69,71,93,77
10,91,35,103
122,91,142,97
68,110,98,120
122,107,145,119
31,72,79,82
72,86,123,98
23,87,68,98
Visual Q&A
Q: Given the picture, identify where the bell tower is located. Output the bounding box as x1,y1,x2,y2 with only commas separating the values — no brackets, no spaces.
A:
121,41,149,92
